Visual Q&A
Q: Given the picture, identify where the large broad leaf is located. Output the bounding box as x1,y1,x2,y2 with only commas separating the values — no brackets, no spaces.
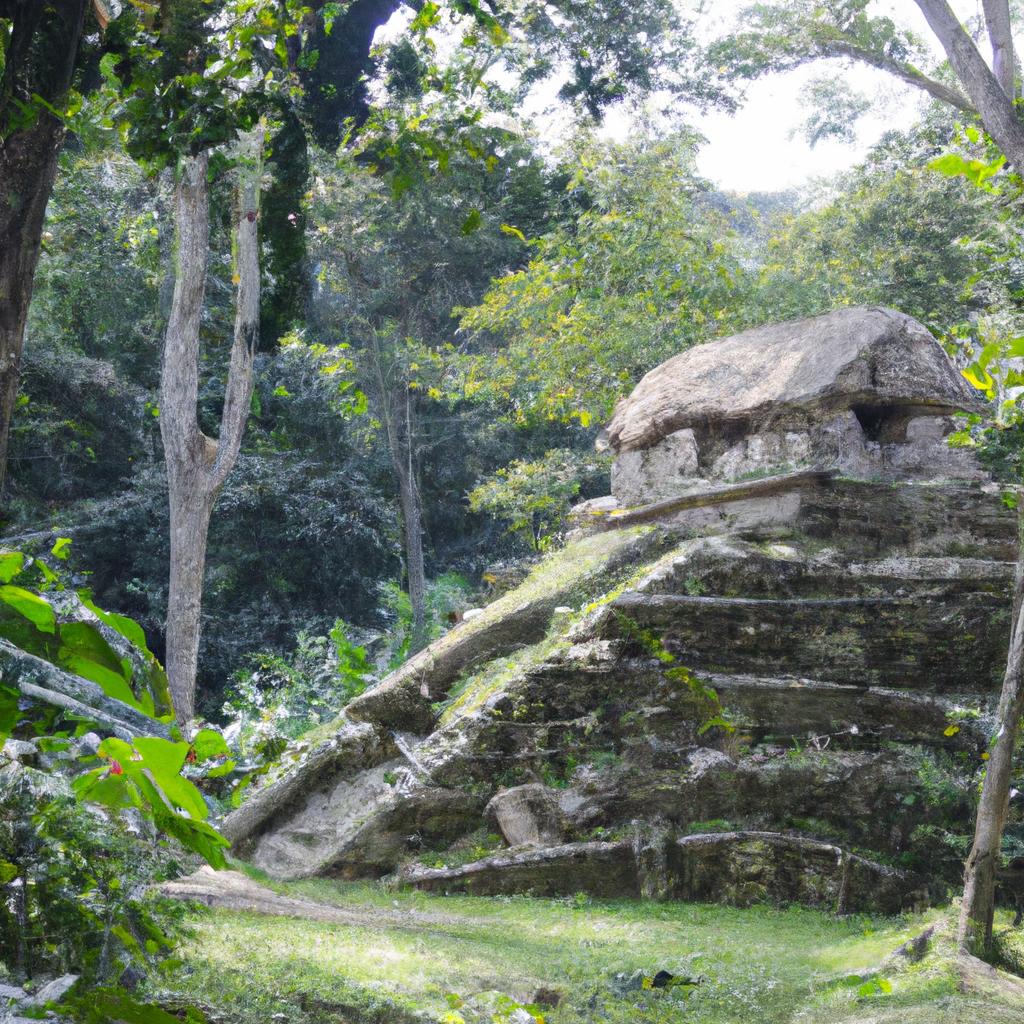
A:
58,651,140,709
72,767,143,811
0,585,56,634
192,727,230,762
135,772,229,868
0,684,20,745
133,737,209,821
77,591,172,715
78,591,152,658
58,621,126,676
0,552,25,583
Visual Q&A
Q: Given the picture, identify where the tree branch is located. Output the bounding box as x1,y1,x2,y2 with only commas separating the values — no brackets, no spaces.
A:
821,39,976,115
212,128,264,490
914,0,1024,170
160,152,210,461
982,0,1016,98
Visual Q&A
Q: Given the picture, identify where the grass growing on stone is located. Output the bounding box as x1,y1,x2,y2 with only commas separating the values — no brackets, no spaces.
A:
164,872,1024,1024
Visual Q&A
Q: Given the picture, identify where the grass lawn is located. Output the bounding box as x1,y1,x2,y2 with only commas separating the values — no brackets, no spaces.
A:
163,868,1024,1024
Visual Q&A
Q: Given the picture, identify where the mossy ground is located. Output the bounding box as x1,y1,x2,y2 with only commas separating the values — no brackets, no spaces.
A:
164,870,1024,1024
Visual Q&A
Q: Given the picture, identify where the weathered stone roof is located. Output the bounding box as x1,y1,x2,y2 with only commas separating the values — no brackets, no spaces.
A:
604,306,984,455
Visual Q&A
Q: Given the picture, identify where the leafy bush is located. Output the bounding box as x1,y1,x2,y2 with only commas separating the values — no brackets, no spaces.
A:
468,448,609,551
222,620,374,759
0,542,231,1013
377,571,475,669
0,774,187,987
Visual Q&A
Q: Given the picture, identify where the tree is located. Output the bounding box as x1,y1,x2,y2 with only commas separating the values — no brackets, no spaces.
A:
0,0,92,499
160,132,263,725
308,96,541,651
6,0,718,718
709,0,1024,955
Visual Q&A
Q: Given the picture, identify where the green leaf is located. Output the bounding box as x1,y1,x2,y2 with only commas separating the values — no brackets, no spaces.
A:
192,728,230,763
59,651,139,707
962,364,994,391
501,223,526,242
77,592,153,658
0,552,26,583
0,860,18,884
0,683,20,745
0,585,56,634
51,537,72,561
461,209,482,235
133,737,209,820
205,758,236,778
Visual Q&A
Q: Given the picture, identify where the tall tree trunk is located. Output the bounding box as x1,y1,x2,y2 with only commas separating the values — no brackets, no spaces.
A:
394,393,427,654
370,337,428,655
981,0,1016,99
959,524,1024,954
160,131,262,725
912,0,1024,955
0,0,90,500
914,0,1024,171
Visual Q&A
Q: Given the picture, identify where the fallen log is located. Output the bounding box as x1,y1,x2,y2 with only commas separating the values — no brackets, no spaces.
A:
589,468,834,529
0,639,169,740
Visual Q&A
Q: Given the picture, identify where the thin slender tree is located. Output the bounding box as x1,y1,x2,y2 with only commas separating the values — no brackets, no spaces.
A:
161,129,263,725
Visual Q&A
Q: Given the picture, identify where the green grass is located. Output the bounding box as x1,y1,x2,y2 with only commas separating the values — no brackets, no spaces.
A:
161,873,1024,1024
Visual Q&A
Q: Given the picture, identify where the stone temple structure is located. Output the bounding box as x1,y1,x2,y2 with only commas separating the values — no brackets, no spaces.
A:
222,306,1017,915
603,305,986,506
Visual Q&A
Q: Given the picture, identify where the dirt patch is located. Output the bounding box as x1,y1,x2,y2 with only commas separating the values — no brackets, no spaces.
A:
161,866,478,933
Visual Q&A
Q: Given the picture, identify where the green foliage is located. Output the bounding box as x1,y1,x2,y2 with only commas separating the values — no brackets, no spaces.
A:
378,572,476,670
0,779,188,989
222,620,374,758
469,448,609,550
457,130,747,426
746,114,1014,333
0,553,231,1018
0,545,171,729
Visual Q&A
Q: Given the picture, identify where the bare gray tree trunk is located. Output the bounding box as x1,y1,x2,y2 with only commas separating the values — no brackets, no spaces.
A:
906,0,1024,955
959,520,1024,953
395,389,427,653
161,131,263,725
369,335,428,655
914,0,1024,170
981,0,1016,99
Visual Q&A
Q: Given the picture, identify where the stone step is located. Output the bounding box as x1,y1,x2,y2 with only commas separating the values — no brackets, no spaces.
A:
397,832,913,913
638,536,1014,602
796,480,1017,559
546,746,971,860
605,590,1009,692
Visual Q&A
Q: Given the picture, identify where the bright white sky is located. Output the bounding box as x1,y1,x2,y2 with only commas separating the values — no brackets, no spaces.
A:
680,0,939,191
379,2,996,194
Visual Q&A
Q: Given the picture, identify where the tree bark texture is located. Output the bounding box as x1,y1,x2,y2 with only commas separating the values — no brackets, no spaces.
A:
958,526,1024,954
914,0,1024,170
370,335,428,656
394,388,427,654
0,0,90,499
161,131,262,725
905,0,1024,955
981,0,1016,99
